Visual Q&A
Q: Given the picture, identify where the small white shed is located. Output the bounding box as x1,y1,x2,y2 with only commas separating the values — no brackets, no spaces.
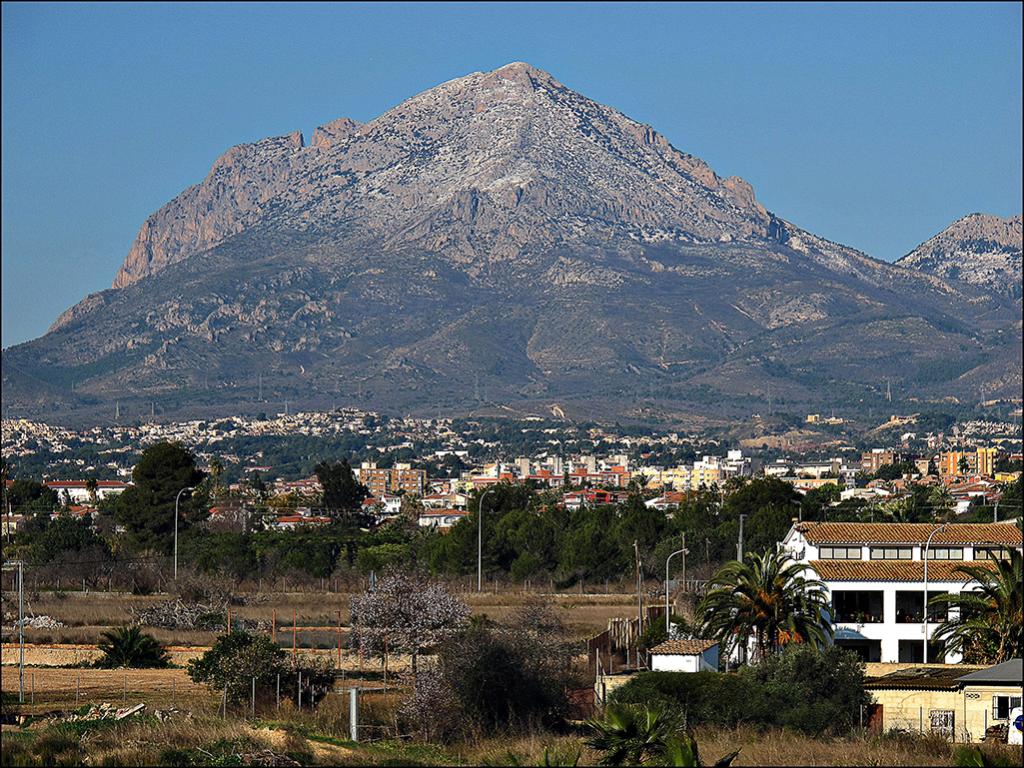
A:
649,639,719,673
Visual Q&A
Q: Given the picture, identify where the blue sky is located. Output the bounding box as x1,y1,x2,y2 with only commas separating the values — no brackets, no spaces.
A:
2,2,1021,348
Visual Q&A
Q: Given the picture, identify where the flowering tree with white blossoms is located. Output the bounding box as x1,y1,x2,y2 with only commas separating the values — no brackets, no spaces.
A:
350,569,470,677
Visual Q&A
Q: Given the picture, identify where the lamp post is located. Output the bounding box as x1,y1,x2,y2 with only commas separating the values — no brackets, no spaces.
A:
477,487,494,593
737,514,748,562
922,523,946,663
174,486,195,581
665,540,689,636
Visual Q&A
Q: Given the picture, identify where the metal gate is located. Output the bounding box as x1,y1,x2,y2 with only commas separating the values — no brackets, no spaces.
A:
930,709,955,739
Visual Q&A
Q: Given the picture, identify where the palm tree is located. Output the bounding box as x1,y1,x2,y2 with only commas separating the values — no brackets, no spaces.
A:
927,485,955,521
95,626,170,668
585,704,676,766
584,705,738,767
928,549,1023,664
85,478,99,507
698,549,833,663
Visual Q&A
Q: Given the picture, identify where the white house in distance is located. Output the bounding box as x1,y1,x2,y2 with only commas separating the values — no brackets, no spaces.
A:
781,522,1022,664
649,639,719,672
418,509,468,530
42,479,130,504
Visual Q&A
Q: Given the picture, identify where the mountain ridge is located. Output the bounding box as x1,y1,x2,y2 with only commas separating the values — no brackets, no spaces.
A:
5,62,1021,424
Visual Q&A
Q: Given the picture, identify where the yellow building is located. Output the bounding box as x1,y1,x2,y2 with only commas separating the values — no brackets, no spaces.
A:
864,660,1022,743
975,447,997,478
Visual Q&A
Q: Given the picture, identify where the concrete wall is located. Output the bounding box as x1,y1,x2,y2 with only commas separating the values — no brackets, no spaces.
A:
868,682,1024,743
651,654,700,672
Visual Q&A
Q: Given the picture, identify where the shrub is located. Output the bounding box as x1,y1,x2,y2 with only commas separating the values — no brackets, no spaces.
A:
611,646,868,736
187,630,334,707
739,644,869,735
610,671,767,728
437,603,575,734
187,631,285,704
95,626,170,669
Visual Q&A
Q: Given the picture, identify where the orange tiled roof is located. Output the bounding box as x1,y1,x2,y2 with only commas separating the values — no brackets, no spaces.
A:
796,522,1022,546
650,639,718,655
809,559,997,582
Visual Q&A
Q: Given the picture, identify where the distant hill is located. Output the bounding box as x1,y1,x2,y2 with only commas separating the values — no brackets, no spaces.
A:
2,63,1020,424
897,213,1022,300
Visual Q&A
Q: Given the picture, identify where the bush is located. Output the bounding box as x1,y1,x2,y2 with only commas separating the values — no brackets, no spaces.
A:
95,626,170,669
740,644,870,735
437,604,575,734
610,671,767,728
611,646,868,735
187,631,286,704
187,630,334,706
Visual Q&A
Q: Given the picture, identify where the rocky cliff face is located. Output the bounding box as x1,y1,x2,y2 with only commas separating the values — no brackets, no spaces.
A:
6,63,1022,423
112,62,780,289
897,213,1022,300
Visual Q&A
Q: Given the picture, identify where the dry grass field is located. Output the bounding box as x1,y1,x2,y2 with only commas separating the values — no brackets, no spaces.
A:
2,587,639,648
4,587,1021,766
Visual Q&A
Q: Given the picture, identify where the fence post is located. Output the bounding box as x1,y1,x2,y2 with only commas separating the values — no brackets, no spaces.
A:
251,677,256,718
276,673,280,712
298,671,302,709
31,671,35,704
222,685,228,719
349,687,358,742
919,706,923,734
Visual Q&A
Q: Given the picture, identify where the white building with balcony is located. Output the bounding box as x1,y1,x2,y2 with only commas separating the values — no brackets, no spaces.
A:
781,522,1022,664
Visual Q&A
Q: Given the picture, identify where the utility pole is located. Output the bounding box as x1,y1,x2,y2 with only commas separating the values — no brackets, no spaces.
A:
174,486,195,580
635,540,643,635
2,561,26,702
737,514,748,562
923,524,947,664
477,488,494,592
681,532,687,586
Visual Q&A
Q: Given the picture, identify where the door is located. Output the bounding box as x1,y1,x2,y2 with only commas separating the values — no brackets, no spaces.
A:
930,710,954,739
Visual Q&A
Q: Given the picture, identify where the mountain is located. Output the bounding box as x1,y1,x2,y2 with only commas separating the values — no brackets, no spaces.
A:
896,213,1022,300
2,63,1021,424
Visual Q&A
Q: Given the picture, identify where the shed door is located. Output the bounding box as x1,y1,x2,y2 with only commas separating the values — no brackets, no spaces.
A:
930,710,954,739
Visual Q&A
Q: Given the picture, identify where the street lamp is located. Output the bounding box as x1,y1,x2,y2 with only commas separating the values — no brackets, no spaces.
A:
737,514,748,562
665,541,689,636
477,487,494,592
922,523,947,663
174,486,195,580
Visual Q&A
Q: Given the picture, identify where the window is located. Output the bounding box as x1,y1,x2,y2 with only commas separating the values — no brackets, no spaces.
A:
993,696,1022,720
975,547,1013,561
819,545,862,560
870,546,912,560
926,547,964,560
895,591,947,623
833,591,884,623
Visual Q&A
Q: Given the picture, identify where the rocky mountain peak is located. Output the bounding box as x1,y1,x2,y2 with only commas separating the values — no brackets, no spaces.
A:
897,212,1022,298
9,65,1021,423
110,62,779,288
